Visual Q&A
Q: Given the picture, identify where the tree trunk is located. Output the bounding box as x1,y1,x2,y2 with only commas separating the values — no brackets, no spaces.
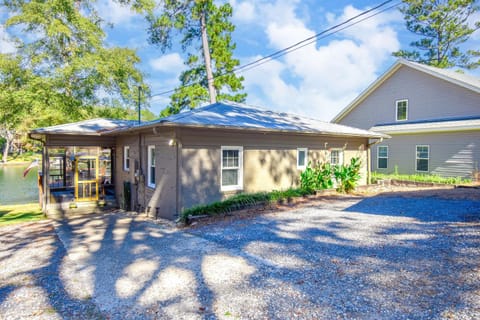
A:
2,137,10,163
200,11,217,104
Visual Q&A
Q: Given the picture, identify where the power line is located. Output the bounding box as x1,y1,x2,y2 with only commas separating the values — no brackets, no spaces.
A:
235,1,401,75
148,0,399,99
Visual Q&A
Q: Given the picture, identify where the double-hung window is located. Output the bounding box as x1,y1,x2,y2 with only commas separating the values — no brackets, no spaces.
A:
330,149,343,165
297,148,308,170
221,146,243,191
147,145,156,188
377,146,388,169
123,146,130,171
396,99,408,121
416,145,429,172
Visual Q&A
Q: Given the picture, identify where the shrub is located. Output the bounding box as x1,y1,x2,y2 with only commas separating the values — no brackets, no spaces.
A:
371,172,471,185
333,157,361,193
180,188,314,223
300,162,334,191
301,158,361,193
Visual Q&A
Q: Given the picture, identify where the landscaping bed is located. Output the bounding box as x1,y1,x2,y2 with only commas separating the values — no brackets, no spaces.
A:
184,184,480,228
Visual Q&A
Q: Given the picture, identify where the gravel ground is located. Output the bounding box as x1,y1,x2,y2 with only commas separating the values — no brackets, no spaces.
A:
0,187,479,319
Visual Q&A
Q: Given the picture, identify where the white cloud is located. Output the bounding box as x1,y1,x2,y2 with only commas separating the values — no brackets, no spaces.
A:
96,0,138,25
230,0,256,23
0,25,16,54
236,1,402,120
149,53,185,74
468,11,480,40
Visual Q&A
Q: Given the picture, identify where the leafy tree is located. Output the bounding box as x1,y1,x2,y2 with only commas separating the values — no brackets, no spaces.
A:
0,54,35,162
146,0,246,115
0,0,149,160
394,0,480,68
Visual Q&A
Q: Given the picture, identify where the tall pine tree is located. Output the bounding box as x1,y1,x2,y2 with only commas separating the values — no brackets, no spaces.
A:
394,0,480,68
146,0,246,115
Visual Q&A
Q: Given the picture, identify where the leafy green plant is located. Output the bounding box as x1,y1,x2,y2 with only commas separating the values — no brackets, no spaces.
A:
317,162,334,190
300,162,316,192
334,157,361,193
300,161,334,191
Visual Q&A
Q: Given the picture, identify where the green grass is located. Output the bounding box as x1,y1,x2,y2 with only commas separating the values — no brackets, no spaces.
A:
371,172,471,185
181,188,314,223
6,151,41,163
0,203,45,226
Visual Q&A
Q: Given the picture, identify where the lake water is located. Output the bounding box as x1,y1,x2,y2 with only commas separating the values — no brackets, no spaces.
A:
0,164,39,205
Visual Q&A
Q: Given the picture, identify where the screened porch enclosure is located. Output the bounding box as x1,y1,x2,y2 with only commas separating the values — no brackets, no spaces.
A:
46,146,115,205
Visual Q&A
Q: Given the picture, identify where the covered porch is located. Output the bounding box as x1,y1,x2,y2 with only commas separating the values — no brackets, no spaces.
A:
29,118,136,216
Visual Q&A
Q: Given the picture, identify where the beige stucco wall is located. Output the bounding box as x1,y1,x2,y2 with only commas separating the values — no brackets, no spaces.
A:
115,135,139,210
115,128,177,219
178,127,368,211
115,126,370,218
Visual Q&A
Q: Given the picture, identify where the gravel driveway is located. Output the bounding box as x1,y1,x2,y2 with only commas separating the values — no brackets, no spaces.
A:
1,190,479,319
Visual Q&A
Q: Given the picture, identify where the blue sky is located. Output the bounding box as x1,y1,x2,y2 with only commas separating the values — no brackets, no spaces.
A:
2,0,480,120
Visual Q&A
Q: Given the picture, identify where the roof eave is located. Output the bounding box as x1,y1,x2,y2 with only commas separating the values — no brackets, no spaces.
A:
371,125,480,135
103,121,386,139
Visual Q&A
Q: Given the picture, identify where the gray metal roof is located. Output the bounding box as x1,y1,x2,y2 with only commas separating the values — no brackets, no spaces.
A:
371,117,480,135
403,59,480,91
31,102,387,139
133,101,387,138
31,118,137,135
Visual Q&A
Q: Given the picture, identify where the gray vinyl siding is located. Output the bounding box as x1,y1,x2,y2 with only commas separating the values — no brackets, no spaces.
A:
338,65,480,129
372,131,480,178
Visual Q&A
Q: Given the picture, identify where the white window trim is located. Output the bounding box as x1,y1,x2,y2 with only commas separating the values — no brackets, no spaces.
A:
147,145,156,188
415,145,429,172
330,149,344,165
396,99,408,121
123,146,130,171
377,145,388,169
220,146,243,192
297,148,308,170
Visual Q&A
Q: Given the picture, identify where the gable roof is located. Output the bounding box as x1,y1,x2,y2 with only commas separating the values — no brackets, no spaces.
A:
113,101,387,138
31,101,387,139
30,118,137,135
332,59,480,123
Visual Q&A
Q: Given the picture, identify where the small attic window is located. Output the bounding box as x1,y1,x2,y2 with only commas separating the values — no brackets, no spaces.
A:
396,99,408,121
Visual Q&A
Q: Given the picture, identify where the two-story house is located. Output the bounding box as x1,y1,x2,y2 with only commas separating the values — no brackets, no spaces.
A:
332,59,480,179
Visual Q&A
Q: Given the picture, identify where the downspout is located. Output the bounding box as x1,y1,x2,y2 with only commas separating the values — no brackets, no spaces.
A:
175,129,182,220
367,137,384,184
137,131,143,212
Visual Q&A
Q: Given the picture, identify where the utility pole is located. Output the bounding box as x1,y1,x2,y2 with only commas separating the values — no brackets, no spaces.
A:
138,86,141,124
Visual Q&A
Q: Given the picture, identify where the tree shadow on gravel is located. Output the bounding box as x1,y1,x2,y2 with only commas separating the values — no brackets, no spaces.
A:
53,213,219,319
4,187,478,319
0,221,103,319
186,189,480,319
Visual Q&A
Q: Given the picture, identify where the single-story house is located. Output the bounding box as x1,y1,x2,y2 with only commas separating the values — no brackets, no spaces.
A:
332,59,480,179
30,101,386,219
